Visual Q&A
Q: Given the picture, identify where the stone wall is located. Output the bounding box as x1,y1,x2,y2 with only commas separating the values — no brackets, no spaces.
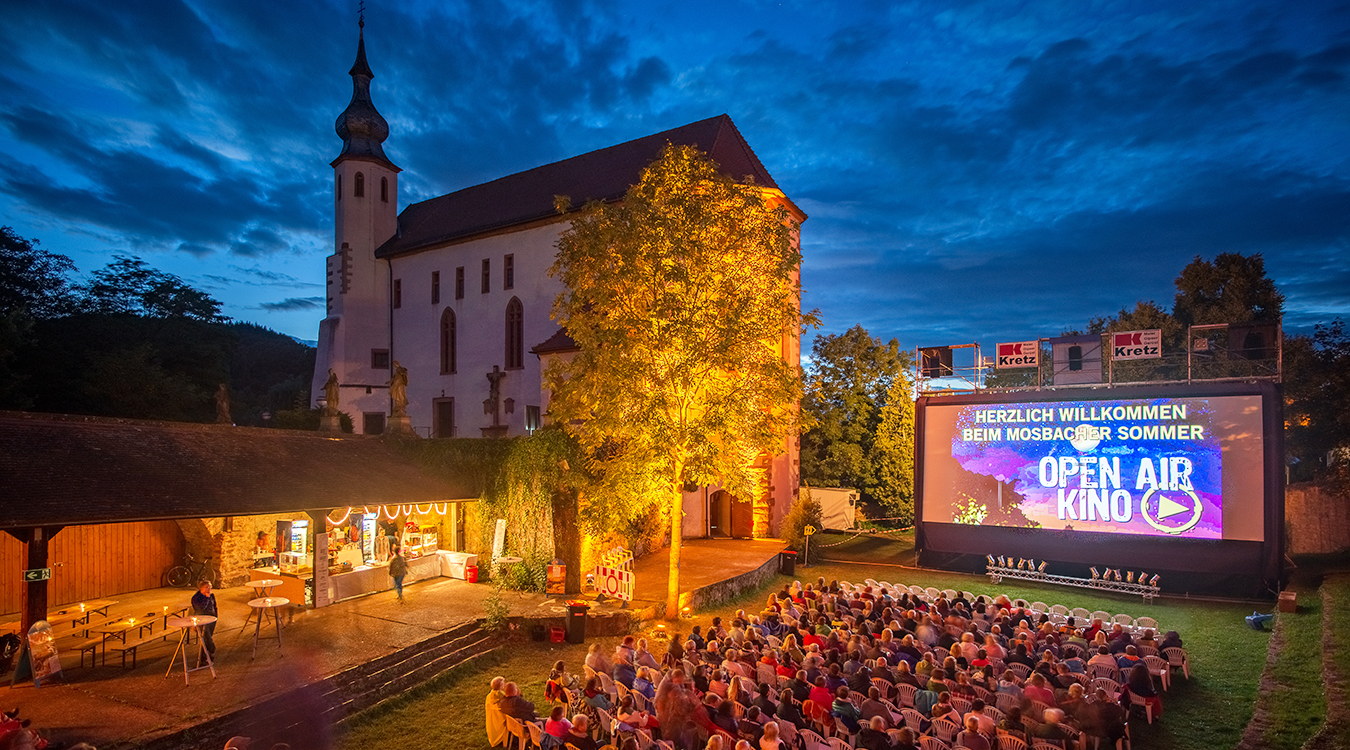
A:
1286,483,1350,555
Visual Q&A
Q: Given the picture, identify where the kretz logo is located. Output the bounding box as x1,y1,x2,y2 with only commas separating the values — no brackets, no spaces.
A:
996,341,1037,368
1113,330,1161,360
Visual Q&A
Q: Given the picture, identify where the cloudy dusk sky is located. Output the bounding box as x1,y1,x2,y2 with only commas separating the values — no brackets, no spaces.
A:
1,0,1347,349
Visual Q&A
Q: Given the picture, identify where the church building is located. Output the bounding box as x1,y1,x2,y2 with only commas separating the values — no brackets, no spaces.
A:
312,25,805,537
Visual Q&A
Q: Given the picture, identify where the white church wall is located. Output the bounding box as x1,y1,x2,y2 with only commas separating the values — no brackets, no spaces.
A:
389,222,567,437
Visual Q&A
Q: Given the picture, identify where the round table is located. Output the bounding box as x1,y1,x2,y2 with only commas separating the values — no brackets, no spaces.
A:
241,580,283,629
247,597,289,658
165,615,216,685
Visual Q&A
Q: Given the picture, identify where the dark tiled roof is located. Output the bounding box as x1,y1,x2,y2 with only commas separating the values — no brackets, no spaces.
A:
0,412,476,530
530,328,579,355
376,114,781,258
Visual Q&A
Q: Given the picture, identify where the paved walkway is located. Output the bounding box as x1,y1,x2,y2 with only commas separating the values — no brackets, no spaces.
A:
4,575,550,748
3,539,785,748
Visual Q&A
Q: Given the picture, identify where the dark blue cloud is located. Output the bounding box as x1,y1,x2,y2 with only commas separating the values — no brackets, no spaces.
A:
257,297,325,312
0,0,1345,348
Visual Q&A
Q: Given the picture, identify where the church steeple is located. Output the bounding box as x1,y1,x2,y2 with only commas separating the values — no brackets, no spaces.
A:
333,19,399,172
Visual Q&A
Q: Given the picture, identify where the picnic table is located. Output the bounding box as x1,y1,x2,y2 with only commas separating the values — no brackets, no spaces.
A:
1,599,117,634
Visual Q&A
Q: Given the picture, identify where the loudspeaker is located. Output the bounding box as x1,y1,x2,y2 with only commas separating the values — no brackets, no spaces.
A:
920,347,953,378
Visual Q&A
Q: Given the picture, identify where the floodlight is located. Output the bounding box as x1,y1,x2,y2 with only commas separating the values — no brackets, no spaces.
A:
1113,569,1123,582
1037,561,1047,573
987,555,996,565
998,556,1007,567
1149,574,1160,586
1126,571,1135,583
1090,567,1100,580
1137,571,1147,583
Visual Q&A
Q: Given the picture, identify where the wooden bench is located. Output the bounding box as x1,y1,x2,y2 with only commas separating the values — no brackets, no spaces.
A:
107,630,171,669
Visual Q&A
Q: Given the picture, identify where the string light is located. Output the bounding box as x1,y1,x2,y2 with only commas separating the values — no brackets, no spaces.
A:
326,507,353,525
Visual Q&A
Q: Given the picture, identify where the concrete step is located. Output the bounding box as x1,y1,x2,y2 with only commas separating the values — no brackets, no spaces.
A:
130,624,498,750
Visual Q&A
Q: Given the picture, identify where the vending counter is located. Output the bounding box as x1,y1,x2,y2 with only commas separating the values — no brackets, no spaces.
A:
325,554,443,602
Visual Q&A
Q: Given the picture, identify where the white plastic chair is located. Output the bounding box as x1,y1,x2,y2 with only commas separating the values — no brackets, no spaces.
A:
1090,610,1112,623
1112,614,1134,628
1144,654,1171,690
1070,607,1091,620
1163,647,1190,679
1128,690,1155,723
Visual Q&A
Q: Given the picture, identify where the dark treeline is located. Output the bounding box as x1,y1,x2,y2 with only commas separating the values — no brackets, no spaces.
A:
0,226,314,426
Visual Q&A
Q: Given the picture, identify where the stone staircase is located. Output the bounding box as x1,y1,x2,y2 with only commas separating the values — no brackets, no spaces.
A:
130,622,496,750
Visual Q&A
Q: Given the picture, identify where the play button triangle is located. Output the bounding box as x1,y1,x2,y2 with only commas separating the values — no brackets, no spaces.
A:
1157,494,1190,519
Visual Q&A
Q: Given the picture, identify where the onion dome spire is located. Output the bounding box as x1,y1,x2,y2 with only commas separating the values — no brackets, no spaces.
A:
332,19,400,171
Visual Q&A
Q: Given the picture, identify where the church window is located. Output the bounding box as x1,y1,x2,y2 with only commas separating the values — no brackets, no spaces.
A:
431,271,440,304
393,278,402,308
455,267,464,299
371,349,390,369
380,176,389,203
337,174,342,201
355,172,365,198
441,308,457,374
481,259,491,293
505,297,524,370
504,254,514,290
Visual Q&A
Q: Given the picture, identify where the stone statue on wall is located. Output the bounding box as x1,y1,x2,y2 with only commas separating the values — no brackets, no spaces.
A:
389,361,409,418
215,383,232,424
323,369,340,416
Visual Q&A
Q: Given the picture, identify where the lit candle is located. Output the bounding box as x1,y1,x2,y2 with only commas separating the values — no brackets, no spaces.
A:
192,616,198,626
80,603,86,612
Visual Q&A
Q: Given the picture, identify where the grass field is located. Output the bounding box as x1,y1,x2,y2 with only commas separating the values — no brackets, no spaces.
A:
336,532,1273,750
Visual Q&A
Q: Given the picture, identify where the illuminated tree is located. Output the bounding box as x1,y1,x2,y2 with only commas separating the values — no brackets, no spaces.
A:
547,144,816,616
871,372,915,522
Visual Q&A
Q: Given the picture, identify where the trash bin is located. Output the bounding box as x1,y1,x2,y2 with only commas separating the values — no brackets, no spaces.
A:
565,601,590,644
779,549,797,576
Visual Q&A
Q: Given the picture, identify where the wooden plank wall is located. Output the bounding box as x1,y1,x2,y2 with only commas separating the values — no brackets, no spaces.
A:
1,521,185,616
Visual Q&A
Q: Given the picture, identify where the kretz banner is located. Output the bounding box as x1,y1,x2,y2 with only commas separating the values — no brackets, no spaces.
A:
1112,330,1162,361
997,341,1039,369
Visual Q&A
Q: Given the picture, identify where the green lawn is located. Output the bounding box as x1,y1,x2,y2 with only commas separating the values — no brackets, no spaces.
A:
337,546,1271,750
1255,575,1326,750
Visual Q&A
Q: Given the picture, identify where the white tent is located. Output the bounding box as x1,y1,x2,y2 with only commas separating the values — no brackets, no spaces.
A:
806,486,860,530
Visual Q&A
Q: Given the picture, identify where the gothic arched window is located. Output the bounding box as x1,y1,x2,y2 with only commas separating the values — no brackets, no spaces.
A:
354,172,365,198
440,307,457,374
381,176,389,203
505,297,523,370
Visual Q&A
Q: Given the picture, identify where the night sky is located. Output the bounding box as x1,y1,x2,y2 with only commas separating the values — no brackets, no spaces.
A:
2,1,1347,351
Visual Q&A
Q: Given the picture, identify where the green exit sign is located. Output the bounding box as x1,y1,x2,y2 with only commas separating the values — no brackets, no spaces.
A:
23,568,51,582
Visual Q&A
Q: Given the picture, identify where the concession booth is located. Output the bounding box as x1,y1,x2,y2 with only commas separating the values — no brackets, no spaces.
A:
250,503,479,606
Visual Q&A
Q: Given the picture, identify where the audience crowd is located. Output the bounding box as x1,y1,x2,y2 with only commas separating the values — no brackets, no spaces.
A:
486,578,1189,750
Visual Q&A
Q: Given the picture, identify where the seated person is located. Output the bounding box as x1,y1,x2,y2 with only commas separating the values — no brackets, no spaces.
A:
566,715,599,750
737,706,765,745
859,686,892,728
1024,673,1057,707
930,691,962,726
1033,708,1073,746
954,715,991,750
1115,645,1143,670
832,685,864,734
545,705,573,739
997,707,1032,748
857,715,895,750
501,682,539,722
1081,688,1128,744
712,698,740,734
582,677,612,711
1125,663,1164,718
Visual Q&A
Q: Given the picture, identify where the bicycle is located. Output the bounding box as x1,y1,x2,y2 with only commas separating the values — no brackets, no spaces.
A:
166,553,216,588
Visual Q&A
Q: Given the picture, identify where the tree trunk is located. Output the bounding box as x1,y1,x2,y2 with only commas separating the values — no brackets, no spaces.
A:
666,482,683,619
552,487,583,595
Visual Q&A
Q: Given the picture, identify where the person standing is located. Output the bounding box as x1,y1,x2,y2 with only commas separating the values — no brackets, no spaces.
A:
191,580,218,664
389,546,408,601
